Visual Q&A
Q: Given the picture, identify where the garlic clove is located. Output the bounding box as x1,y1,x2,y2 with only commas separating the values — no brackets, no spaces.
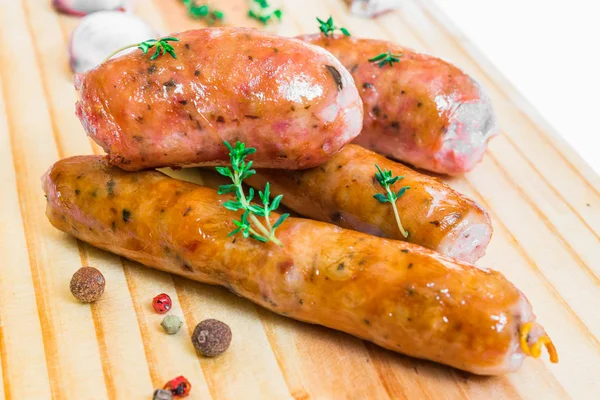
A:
53,0,130,17
346,0,401,18
69,11,157,73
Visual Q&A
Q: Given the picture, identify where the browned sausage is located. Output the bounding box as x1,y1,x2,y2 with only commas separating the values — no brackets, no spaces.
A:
42,156,557,374
75,28,363,171
247,144,492,263
299,34,498,175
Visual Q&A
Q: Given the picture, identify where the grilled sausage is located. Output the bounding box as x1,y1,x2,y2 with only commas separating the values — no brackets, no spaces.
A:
247,145,492,263
299,34,498,175
42,156,557,374
75,28,363,171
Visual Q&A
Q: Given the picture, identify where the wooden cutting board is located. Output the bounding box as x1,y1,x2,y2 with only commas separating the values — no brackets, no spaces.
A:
0,0,598,398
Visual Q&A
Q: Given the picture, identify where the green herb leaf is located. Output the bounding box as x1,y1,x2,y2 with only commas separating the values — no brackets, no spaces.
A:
183,1,225,24
397,187,410,198
368,51,403,68
272,213,290,229
228,225,244,236
248,0,282,24
259,182,271,205
217,184,237,194
240,168,256,180
388,176,401,185
223,200,244,211
215,166,232,178
373,193,388,203
368,52,388,62
317,15,351,37
250,233,269,242
248,204,265,216
270,194,283,211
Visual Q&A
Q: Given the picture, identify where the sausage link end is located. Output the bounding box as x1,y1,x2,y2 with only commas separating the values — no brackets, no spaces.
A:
520,322,558,363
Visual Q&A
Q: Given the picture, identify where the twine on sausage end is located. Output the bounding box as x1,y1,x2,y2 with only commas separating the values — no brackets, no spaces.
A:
520,322,559,363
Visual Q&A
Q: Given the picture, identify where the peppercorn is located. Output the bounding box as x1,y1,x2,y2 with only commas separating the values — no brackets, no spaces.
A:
192,319,232,357
153,388,173,400
161,315,183,335
163,376,191,398
152,293,172,314
69,266,105,303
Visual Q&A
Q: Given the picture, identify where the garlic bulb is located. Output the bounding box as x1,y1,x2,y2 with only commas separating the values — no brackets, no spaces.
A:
69,11,157,73
53,0,130,17
346,0,401,18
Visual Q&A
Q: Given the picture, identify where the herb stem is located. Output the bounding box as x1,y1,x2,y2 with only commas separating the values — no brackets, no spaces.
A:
263,203,273,231
387,187,409,238
373,164,410,238
102,43,138,63
231,161,283,247
249,215,271,239
247,224,266,241
102,37,179,64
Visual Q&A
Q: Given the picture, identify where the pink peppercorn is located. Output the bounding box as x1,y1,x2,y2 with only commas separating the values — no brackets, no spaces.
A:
163,376,191,398
152,293,172,314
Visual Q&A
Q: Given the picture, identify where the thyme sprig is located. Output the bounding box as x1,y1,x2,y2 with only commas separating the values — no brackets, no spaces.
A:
102,37,179,63
216,141,289,246
368,51,402,68
248,0,282,24
183,1,224,24
317,16,350,37
374,165,410,238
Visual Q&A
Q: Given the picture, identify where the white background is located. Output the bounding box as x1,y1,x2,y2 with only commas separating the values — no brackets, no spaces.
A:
432,0,600,173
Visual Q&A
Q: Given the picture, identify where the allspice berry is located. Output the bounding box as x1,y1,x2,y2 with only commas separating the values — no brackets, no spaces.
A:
69,266,105,303
161,315,183,335
192,319,231,357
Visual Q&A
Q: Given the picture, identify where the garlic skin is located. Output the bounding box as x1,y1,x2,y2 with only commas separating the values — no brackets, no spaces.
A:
69,11,157,73
346,0,401,18
53,0,130,17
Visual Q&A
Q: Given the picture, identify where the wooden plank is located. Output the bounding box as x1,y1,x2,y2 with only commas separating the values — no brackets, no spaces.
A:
1,0,599,398
120,260,213,398
394,0,600,229
0,64,53,400
21,0,90,157
80,245,156,398
173,278,292,399
0,1,109,398
418,0,600,194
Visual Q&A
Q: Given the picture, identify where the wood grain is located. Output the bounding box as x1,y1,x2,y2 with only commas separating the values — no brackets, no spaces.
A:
0,0,598,398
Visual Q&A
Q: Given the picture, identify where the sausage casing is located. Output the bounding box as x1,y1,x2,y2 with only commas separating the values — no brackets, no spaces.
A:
299,34,498,175
247,144,492,263
42,156,551,375
75,28,363,171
